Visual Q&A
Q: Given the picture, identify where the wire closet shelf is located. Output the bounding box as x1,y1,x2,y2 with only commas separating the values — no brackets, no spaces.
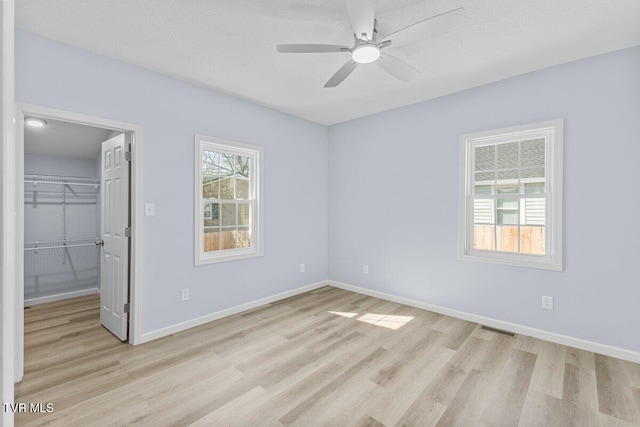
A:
24,174,100,188
23,173,101,262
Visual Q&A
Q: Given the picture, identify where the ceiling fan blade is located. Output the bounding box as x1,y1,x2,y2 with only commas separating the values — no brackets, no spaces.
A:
277,44,350,53
346,0,375,40
376,53,419,82
381,7,465,48
324,60,359,88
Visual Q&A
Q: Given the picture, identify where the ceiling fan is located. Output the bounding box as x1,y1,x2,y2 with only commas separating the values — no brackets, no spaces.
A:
277,0,465,87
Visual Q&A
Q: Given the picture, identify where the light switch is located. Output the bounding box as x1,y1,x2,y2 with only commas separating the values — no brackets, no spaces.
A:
145,203,155,217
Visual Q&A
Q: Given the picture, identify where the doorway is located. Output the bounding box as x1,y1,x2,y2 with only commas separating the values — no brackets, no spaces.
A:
15,104,143,382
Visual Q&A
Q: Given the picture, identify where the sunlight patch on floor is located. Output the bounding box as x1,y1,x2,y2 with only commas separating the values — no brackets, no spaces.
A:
357,313,414,330
328,311,359,318
329,311,414,330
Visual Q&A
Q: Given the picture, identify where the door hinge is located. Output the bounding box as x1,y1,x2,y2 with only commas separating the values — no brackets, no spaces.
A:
125,142,132,161
124,303,130,313
125,227,132,237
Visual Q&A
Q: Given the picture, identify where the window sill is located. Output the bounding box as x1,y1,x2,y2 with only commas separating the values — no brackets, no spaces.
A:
460,251,562,271
195,249,264,266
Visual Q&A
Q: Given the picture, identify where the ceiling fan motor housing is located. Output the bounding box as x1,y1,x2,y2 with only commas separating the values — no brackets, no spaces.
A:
351,19,381,64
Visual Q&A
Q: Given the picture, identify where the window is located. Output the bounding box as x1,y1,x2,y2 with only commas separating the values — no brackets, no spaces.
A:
459,120,563,271
195,135,263,265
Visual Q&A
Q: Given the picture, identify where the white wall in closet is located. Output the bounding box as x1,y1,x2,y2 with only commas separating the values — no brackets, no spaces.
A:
24,154,100,301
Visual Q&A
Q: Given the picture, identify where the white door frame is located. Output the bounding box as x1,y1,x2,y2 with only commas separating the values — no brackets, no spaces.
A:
14,103,144,381
1,0,16,425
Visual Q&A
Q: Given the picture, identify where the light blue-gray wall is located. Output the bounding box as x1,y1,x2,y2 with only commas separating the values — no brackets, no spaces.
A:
24,154,100,299
16,29,640,354
16,30,329,333
328,47,640,353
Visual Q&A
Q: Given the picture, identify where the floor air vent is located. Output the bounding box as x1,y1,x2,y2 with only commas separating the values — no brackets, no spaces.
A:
479,325,516,337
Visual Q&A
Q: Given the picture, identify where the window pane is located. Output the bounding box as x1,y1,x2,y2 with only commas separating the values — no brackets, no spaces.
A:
475,145,495,171
475,171,495,187
520,138,545,167
520,226,545,255
238,203,251,226
497,210,519,225
218,153,235,176
473,198,493,224
236,226,251,248
220,177,234,200
203,177,219,199
497,141,518,170
204,203,220,227
234,155,251,178
497,183,518,194
521,167,545,180
221,203,237,227
497,169,518,194
474,184,492,195
215,153,235,199
497,199,518,225
497,210,518,225
497,199,517,210
524,182,545,194
221,229,236,250
202,150,221,199
523,198,545,226
235,178,249,200
204,228,220,252
202,151,221,177
496,226,518,252
497,169,518,181
473,225,495,251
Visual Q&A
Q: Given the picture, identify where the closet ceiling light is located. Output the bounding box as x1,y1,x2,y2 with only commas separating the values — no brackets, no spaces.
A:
26,118,47,128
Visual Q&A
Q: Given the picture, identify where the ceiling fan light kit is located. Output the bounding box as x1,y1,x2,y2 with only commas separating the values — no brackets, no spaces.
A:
276,0,465,87
351,43,380,64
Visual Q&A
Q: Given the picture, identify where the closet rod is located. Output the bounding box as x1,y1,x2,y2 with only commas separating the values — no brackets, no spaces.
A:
24,242,99,251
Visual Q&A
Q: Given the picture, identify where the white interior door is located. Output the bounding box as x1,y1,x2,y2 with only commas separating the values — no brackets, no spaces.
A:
100,133,129,341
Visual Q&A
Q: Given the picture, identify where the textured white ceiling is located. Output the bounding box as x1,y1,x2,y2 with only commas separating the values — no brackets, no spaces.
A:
25,118,114,160
15,0,640,125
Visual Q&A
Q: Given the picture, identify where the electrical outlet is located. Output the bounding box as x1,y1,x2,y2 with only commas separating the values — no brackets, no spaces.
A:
363,265,369,274
541,295,554,310
300,264,305,273
181,288,190,302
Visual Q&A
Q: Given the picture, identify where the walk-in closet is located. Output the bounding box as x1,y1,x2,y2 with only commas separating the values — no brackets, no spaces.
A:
24,172,100,302
23,117,120,307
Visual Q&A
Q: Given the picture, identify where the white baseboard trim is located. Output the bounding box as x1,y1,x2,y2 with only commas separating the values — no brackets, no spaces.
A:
24,287,99,306
329,280,640,364
140,280,330,344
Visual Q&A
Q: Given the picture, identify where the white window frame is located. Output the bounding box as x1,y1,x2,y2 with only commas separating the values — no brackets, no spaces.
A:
194,134,263,266
458,119,563,271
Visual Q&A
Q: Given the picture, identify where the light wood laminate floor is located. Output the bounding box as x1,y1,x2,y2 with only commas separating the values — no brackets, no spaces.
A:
16,287,640,426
